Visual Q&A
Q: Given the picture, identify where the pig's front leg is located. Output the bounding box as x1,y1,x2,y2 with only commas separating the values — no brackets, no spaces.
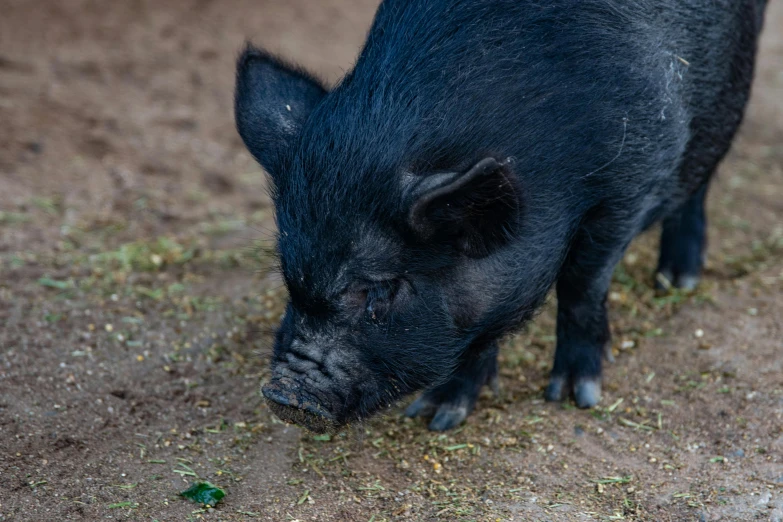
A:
405,342,498,431
545,224,631,408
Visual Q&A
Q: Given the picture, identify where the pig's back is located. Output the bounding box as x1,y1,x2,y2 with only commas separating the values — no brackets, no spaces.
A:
301,0,765,216
658,0,766,193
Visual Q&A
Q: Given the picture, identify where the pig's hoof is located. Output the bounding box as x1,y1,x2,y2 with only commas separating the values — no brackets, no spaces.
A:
676,274,700,291
544,376,568,402
406,345,498,431
404,395,437,419
405,389,477,431
544,376,601,408
655,270,700,291
429,404,470,431
574,379,601,408
405,395,472,431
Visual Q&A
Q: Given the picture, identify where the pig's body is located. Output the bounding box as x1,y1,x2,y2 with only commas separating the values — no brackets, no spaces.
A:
235,0,767,432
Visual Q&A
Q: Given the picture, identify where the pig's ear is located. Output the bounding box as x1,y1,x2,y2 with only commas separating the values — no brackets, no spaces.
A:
406,157,520,257
235,44,327,178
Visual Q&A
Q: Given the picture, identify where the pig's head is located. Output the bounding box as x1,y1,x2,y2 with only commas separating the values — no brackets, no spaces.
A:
234,46,522,433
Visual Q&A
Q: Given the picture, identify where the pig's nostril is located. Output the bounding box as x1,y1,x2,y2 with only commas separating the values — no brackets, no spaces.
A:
261,384,297,408
261,381,338,434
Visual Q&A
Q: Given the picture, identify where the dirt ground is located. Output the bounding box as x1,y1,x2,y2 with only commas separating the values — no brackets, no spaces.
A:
1,1,781,520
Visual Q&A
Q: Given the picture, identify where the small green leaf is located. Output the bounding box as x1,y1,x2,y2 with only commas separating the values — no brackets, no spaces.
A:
312,434,331,442
38,277,71,290
108,501,138,509
135,286,164,300
179,481,226,507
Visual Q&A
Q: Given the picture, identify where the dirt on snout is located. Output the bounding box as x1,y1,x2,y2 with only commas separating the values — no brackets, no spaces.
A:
1,1,781,521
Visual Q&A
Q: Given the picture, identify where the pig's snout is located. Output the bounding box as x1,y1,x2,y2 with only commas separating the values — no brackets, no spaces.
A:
262,378,339,434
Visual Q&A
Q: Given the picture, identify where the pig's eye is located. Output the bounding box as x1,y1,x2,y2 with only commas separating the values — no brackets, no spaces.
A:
343,279,403,321
342,286,369,312
364,280,401,321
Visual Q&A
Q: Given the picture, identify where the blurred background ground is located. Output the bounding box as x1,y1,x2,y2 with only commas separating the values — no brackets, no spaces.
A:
0,1,781,520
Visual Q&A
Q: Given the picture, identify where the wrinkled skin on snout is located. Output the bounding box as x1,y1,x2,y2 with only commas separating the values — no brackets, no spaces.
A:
262,275,472,433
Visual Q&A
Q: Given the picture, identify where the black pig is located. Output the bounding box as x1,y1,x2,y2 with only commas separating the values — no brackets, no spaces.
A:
235,0,767,432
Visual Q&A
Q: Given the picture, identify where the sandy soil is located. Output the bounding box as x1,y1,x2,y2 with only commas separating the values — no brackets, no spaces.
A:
0,1,781,520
